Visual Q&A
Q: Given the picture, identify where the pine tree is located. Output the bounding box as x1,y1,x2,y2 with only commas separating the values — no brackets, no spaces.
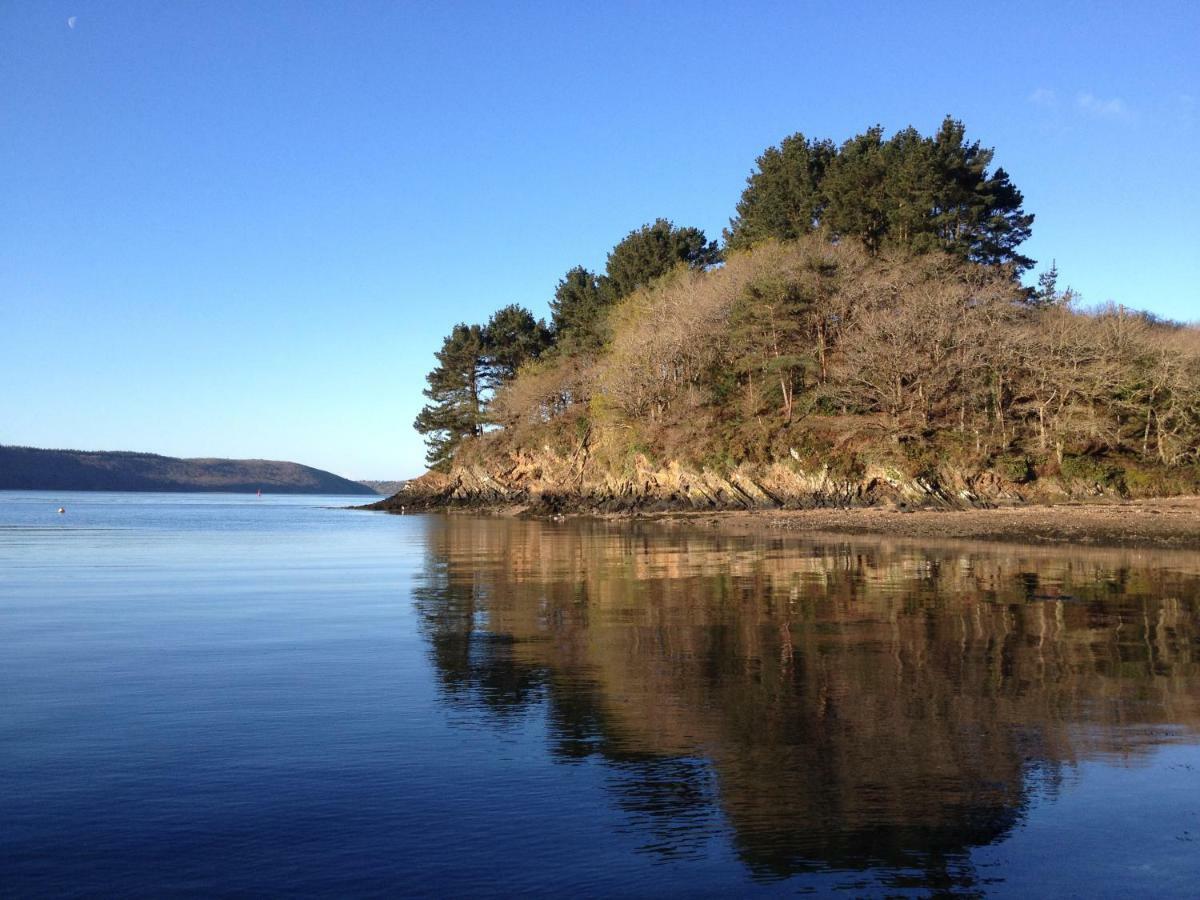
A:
483,304,552,389
881,125,939,252
1029,260,1077,308
549,266,606,352
724,133,835,250
821,127,890,254
548,221,720,354
413,323,486,470
728,268,821,422
602,218,721,301
729,118,1035,274
924,117,1034,272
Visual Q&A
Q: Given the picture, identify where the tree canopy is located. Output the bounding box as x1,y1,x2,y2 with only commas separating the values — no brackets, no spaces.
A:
725,133,835,250
548,219,720,354
483,304,552,389
549,266,606,352
602,218,722,300
414,306,552,468
410,118,1093,478
413,323,486,470
727,117,1035,273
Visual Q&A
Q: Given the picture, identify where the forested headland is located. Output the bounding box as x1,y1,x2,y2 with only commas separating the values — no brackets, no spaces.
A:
0,446,377,495
391,118,1200,513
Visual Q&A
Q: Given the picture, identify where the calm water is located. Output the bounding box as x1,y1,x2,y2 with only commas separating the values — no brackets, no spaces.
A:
2,492,1199,897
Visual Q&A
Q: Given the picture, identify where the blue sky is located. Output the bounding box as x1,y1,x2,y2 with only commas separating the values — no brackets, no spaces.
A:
2,1,1197,479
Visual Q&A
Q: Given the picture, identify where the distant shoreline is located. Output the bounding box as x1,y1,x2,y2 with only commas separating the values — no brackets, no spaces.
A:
1,488,374,497
0,445,376,495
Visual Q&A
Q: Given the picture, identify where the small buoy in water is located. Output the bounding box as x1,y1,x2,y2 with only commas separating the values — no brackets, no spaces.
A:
57,507,65,514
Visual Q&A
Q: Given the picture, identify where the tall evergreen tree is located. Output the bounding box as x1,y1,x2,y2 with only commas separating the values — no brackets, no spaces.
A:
483,304,552,389
1032,261,1061,307
725,133,835,250
881,125,939,251
602,218,721,301
729,118,1035,273
549,266,607,352
728,268,822,422
923,117,1034,271
820,126,891,254
547,221,720,354
413,323,486,470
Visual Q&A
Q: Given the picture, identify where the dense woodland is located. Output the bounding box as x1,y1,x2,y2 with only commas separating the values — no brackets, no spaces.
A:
414,118,1200,493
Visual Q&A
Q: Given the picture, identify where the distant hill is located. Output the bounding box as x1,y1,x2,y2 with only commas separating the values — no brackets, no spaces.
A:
357,480,408,496
0,446,376,495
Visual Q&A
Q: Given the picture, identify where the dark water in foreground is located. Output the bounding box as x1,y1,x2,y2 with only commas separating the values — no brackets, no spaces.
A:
2,492,1199,897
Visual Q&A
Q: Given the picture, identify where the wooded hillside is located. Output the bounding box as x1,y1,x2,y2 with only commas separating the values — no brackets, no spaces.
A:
0,446,376,494
409,118,1199,504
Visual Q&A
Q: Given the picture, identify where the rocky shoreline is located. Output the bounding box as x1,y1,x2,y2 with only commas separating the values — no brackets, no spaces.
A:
365,493,1200,550
359,452,1200,550
363,452,1086,514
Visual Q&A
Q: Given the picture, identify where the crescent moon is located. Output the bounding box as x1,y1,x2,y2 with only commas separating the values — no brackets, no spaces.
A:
67,16,77,29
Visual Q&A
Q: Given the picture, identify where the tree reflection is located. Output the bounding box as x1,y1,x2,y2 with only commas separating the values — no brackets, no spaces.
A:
412,516,1200,890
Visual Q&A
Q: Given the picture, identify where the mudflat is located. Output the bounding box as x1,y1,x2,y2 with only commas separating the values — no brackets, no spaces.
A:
654,496,1200,550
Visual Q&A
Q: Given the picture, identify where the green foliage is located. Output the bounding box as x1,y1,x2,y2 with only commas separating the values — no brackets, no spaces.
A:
891,117,1033,270
548,220,719,355
1123,463,1200,497
898,439,946,482
549,266,606,352
820,126,891,254
416,307,551,469
409,116,1200,497
729,117,1035,273
602,218,720,301
727,265,821,421
1059,455,1126,491
483,304,552,389
414,323,487,470
699,448,736,472
993,453,1034,483
826,451,866,483
725,133,835,250
1028,260,1077,308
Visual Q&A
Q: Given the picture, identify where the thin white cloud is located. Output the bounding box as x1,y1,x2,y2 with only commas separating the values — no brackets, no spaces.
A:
1076,92,1130,119
1028,88,1057,107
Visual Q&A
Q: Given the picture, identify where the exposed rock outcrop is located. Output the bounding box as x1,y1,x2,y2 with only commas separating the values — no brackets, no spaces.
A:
363,445,1111,516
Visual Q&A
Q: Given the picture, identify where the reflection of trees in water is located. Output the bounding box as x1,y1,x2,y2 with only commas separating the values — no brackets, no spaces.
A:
414,565,547,716
412,517,1200,889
